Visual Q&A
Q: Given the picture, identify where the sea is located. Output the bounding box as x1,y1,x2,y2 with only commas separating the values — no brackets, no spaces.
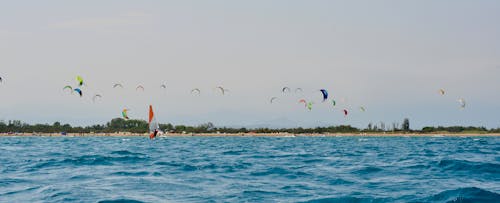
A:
0,136,499,202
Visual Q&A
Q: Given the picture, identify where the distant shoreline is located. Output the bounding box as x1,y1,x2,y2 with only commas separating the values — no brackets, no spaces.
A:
1,132,499,137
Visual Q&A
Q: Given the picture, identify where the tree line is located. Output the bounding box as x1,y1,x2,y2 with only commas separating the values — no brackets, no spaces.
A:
0,118,498,134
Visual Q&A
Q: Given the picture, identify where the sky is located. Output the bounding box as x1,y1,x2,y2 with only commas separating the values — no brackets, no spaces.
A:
1,1,499,129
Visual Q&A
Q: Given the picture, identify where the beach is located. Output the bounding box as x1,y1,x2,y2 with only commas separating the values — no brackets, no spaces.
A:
2,132,499,137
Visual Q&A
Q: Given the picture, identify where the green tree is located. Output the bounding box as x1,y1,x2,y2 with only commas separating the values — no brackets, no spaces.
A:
402,118,410,132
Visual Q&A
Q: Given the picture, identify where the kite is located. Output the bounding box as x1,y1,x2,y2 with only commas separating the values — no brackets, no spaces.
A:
332,99,336,107
295,88,303,93
343,109,348,116
76,76,84,86
439,89,445,96
136,85,144,91
122,109,130,119
160,84,166,89
63,85,73,93
270,97,278,104
92,94,102,102
360,106,366,112
113,83,123,88
320,89,328,102
299,99,307,107
307,102,313,111
282,87,291,93
216,86,226,95
458,98,466,109
74,88,82,97
191,88,201,95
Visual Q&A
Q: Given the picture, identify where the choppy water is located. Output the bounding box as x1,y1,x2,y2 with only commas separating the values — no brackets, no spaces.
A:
0,136,499,202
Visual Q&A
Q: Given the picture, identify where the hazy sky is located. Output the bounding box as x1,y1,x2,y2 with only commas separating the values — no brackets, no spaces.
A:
1,1,499,129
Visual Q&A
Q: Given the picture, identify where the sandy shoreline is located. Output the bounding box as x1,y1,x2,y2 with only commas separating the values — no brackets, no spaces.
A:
1,132,499,137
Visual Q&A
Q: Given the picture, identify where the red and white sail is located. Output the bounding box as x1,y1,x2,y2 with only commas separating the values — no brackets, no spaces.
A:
149,105,160,139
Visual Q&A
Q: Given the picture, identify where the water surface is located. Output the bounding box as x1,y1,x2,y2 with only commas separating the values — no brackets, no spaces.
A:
1,136,499,202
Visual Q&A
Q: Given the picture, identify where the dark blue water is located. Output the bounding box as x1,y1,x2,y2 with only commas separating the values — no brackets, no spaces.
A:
1,136,499,202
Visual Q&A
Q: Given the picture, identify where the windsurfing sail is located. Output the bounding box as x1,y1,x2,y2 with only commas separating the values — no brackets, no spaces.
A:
149,105,160,139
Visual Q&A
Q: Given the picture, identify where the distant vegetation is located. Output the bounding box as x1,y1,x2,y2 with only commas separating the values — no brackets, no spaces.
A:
0,118,498,134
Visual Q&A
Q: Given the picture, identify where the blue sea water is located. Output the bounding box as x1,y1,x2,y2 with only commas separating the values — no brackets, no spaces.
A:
0,136,499,202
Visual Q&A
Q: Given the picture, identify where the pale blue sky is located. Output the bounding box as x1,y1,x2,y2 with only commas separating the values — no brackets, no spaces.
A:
1,1,499,129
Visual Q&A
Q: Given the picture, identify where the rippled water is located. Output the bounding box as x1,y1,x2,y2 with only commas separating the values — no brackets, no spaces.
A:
0,136,499,202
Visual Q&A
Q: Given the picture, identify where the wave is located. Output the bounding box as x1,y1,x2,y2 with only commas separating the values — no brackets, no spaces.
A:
110,150,145,156
98,199,145,203
250,167,310,179
250,167,293,176
241,190,283,197
425,142,445,147
353,166,383,175
47,191,72,199
109,171,150,177
36,186,76,202
280,184,313,191
222,150,247,155
247,154,296,159
423,187,500,202
204,162,253,173
404,164,432,170
300,196,391,203
153,161,179,166
154,160,252,173
302,158,325,164
0,178,31,187
437,159,500,174
328,178,354,185
311,175,355,186
68,175,93,181
31,154,148,169
0,185,41,196
152,161,198,171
